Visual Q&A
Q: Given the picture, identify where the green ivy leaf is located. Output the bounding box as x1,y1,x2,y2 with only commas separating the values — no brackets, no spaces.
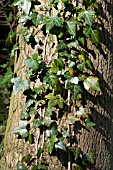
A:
70,146,82,160
24,54,39,71
46,136,58,154
83,76,100,91
72,85,83,100
78,10,95,26
10,44,19,57
57,40,67,51
46,127,57,137
68,41,79,48
12,120,28,138
55,140,66,151
86,59,93,70
66,19,77,36
85,118,96,130
83,27,99,45
31,13,43,26
43,16,63,32
83,150,96,165
57,95,64,109
11,77,30,95
19,27,28,35
24,32,31,42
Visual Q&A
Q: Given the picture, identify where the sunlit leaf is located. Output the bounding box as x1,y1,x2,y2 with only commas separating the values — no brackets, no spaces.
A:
83,76,100,91
11,77,30,95
76,107,87,118
43,16,63,32
78,10,95,26
55,140,66,151
66,19,77,36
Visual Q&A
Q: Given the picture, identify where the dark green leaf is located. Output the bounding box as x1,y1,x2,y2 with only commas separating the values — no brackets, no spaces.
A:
70,146,82,160
83,150,96,165
83,27,99,45
46,136,58,154
72,85,83,100
85,118,96,130
31,13,43,26
57,40,67,51
46,127,57,137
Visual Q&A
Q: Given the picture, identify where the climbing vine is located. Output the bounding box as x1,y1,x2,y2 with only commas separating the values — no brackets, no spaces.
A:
11,0,100,169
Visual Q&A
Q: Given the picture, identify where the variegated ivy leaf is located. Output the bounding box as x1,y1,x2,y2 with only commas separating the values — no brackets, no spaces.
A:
11,77,30,95
83,76,100,91
14,0,31,14
76,106,87,118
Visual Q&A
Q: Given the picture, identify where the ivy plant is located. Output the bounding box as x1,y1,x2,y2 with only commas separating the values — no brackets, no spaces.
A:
12,0,100,169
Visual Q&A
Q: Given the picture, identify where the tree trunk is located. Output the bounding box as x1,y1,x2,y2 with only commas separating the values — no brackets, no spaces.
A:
78,0,113,169
1,0,113,170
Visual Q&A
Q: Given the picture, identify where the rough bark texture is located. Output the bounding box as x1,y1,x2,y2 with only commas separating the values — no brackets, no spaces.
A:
1,0,113,170
78,0,113,169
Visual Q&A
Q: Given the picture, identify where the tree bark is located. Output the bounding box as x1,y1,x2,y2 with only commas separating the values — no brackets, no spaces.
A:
1,0,113,170
78,0,113,169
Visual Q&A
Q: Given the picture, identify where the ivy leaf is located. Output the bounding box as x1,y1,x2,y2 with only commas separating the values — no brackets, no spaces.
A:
46,136,58,154
83,150,96,165
0,67,12,87
10,44,19,57
68,41,79,48
17,161,28,170
57,95,64,109
55,140,66,151
46,127,57,137
12,120,28,138
11,77,30,95
85,118,96,130
76,107,87,118
70,77,79,84
83,76,100,91
43,16,63,32
70,146,82,160
78,10,95,26
14,0,31,14
83,27,99,45
31,13,43,26
72,85,83,100
24,53,39,71
57,40,67,51
86,59,93,70
66,19,77,36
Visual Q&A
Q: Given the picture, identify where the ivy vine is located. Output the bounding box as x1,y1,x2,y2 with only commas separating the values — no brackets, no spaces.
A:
11,0,100,169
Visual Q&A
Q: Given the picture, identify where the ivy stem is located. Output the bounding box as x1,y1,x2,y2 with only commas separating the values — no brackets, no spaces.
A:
68,90,72,170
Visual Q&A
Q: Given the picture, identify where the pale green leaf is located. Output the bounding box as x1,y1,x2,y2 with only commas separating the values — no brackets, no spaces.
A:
11,77,30,95
55,141,66,151
83,76,100,91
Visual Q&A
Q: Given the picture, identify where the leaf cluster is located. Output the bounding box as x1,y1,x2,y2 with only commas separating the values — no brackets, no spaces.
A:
11,0,100,169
